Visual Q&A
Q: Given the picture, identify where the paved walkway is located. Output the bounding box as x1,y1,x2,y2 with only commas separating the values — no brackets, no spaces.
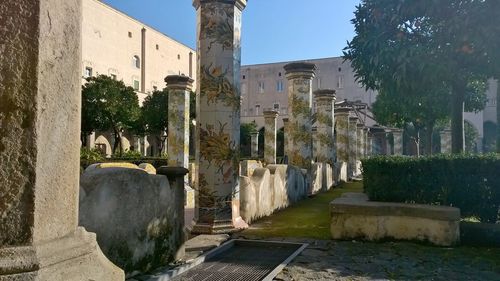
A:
234,182,500,281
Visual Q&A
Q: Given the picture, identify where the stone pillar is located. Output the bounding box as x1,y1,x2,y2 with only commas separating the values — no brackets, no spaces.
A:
86,132,96,149
348,116,359,178
250,132,259,158
133,136,141,153
366,131,373,156
192,0,248,234
284,62,316,169
364,128,371,157
357,124,365,159
0,0,123,279
282,117,289,162
385,131,393,155
166,75,193,169
393,129,404,155
263,110,279,164
440,129,452,154
142,136,148,156
335,108,350,165
313,89,336,164
334,107,350,182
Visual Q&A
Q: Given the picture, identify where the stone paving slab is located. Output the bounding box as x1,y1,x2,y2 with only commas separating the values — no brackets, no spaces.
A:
232,235,500,281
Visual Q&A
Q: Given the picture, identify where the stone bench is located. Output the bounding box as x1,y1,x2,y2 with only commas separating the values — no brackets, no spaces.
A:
330,193,461,246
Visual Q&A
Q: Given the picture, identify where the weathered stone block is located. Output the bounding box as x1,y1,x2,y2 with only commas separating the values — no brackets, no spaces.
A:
330,194,460,246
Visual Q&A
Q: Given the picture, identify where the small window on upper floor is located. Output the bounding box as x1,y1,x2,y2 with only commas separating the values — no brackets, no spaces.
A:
133,56,140,69
128,31,132,38
133,79,140,91
276,80,284,92
255,104,261,115
338,67,342,72
156,44,159,50
84,67,93,78
242,75,246,80
258,81,265,94
337,75,344,89
273,103,280,111
177,54,181,60
278,72,282,77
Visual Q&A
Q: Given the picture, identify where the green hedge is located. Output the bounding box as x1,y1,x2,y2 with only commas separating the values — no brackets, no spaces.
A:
81,157,169,170
362,154,500,223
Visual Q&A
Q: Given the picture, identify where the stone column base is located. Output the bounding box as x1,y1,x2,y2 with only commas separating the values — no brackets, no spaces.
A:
0,227,124,281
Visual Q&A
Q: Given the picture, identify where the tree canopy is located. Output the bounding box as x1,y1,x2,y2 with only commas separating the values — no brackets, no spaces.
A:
344,0,498,153
82,75,140,155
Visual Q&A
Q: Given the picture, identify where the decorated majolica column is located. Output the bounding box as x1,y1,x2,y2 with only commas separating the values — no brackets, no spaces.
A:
393,129,403,155
263,110,279,164
250,131,259,158
440,129,452,154
313,89,336,164
284,62,316,169
282,117,289,161
335,107,350,165
364,127,371,157
357,123,365,159
385,131,393,155
192,0,247,234
348,116,359,177
166,75,193,168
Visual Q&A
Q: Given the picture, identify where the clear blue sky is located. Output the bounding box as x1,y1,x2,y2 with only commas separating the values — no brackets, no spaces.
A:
101,0,360,65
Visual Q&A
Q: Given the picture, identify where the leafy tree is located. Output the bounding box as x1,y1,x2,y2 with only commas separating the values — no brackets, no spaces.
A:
344,0,495,153
240,122,257,157
139,89,169,153
82,75,140,155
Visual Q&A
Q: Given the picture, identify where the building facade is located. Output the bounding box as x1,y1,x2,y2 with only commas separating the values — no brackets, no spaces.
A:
82,0,196,156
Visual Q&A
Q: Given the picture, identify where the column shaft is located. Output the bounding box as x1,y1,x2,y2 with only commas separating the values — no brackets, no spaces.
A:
314,90,336,164
250,132,259,158
166,75,193,168
193,0,247,234
263,110,279,164
284,62,316,169
348,116,359,178
393,129,403,155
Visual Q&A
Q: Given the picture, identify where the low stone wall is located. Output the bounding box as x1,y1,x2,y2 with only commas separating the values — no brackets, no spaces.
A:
79,166,185,273
310,163,334,195
330,193,460,246
240,164,307,224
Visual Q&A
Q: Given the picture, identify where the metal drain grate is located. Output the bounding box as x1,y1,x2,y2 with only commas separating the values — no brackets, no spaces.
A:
170,240,307,281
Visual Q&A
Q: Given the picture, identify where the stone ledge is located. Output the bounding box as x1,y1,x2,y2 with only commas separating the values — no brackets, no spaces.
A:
330,194,460,221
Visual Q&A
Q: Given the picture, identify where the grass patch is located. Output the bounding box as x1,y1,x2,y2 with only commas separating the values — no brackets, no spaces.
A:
240,181,363,240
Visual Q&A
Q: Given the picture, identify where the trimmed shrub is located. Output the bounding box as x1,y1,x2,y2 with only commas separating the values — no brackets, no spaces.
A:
81,157,169,170
362,154,500,223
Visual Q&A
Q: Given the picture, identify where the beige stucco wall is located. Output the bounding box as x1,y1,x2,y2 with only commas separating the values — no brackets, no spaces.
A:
240,57,378,129
82,0,196,105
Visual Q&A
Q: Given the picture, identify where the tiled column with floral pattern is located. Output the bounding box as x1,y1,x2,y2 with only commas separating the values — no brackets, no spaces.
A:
263,110,279,164
284,62,316,169
348,116,359,178
192,0,247,234
282,117,289,161
357,123,365,159
393,129,403,155
334,107,350,165
313,90,336,164
250,131,259,158
364,128,370,157
166,75,193,168
367,131,373,156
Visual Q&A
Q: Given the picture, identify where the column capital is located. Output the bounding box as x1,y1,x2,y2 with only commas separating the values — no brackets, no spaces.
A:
193,0,247,11
334,107,351,115
263,109,279,119
250,131,259,137
313,89,336,101
284,62,316,80
356,123,365,129
165,75,194,91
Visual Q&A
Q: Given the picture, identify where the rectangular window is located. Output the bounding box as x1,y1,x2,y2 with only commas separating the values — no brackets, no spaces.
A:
273,103,280,111
133,80,140,91
276,80,284,92
337,75,344,89
258,81,265,93
255,104,261,115
84,67,93,78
